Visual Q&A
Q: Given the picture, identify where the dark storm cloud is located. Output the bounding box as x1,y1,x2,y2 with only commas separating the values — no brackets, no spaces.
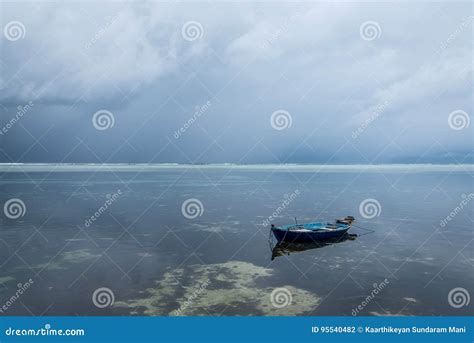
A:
0,1,472,163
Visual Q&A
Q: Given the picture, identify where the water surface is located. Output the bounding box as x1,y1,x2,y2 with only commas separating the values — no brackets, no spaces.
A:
0,165,472,316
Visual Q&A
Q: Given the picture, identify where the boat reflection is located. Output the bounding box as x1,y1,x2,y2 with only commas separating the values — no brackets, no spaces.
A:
271,233,357,260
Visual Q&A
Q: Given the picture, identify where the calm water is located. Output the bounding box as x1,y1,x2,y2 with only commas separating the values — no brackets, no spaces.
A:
0,165,472,316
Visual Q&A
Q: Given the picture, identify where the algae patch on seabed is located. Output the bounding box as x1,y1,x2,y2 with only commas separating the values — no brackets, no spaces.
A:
370,311,410,316
61,249,101,263
31,249,101,270
0,276,15,285
189,223,239,234
114,261,321,316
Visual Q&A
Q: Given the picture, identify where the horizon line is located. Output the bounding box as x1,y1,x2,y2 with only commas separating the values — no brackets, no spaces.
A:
0,162,473,166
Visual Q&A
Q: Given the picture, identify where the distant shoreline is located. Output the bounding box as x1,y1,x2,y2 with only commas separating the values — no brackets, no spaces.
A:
0,163,472,173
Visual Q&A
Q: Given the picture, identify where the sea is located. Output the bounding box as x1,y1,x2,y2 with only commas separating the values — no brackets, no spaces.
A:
0,164,472,316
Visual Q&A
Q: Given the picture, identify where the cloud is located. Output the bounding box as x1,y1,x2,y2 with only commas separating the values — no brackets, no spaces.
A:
0,2,201,103
0,1,471,163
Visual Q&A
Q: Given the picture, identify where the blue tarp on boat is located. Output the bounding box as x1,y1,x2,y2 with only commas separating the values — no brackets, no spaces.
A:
271,221,350,243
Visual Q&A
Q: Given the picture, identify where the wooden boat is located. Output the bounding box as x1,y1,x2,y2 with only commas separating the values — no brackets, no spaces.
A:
270,216,355,243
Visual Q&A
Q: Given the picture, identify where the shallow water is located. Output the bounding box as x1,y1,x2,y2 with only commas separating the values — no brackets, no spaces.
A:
0,166,472,316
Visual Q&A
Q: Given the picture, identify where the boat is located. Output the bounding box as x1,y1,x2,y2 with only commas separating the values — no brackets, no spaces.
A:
270,216,355,243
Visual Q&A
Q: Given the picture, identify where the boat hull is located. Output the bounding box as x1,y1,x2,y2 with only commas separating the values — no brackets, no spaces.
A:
271,227,350,243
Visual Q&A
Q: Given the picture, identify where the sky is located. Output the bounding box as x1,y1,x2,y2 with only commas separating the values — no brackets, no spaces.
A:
0,1,472,164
